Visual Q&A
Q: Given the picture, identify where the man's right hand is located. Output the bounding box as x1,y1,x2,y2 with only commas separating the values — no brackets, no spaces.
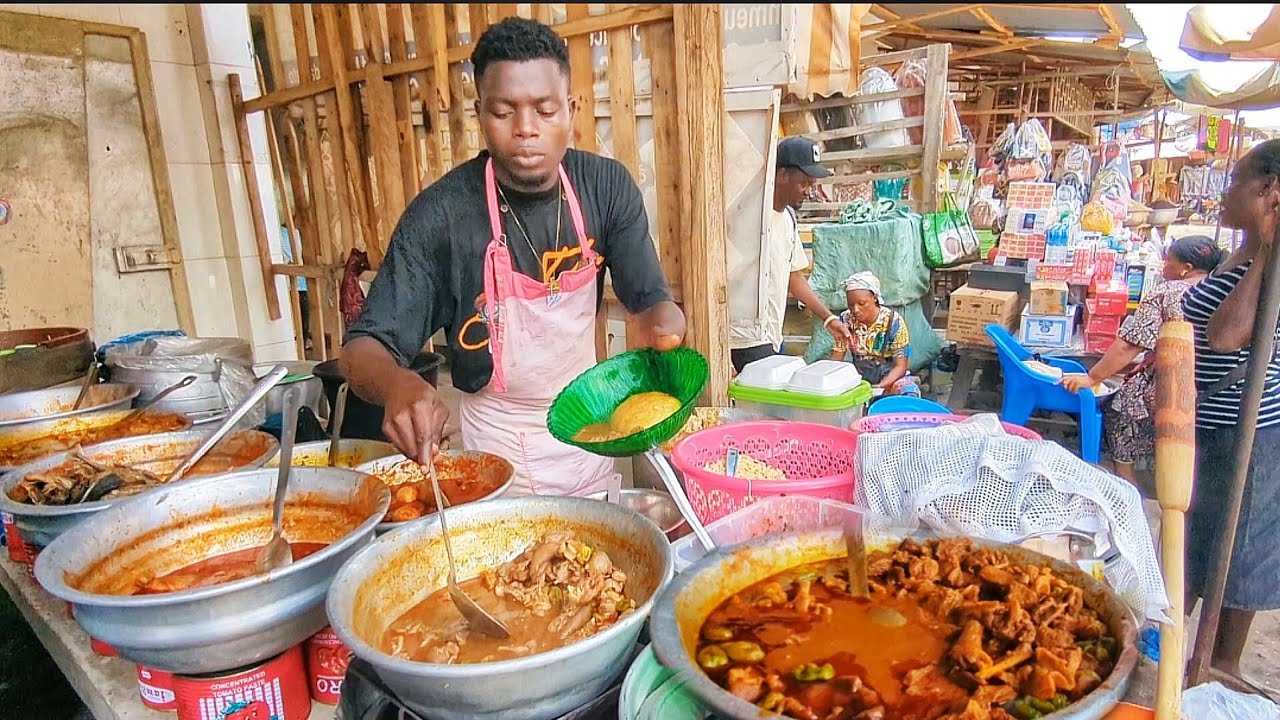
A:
380,370,450,465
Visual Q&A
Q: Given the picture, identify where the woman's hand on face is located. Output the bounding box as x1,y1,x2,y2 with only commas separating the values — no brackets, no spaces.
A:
1060,373,1094,393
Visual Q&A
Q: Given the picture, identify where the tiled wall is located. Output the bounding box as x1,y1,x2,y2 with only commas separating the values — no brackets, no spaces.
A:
0,3,299,363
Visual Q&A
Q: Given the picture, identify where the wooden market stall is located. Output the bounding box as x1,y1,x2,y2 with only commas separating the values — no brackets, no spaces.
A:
232,3,733,404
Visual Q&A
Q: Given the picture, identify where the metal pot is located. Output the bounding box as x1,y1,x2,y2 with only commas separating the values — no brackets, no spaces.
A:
108,365,226,417
265,439,399,469
326,496,674,720
34,466,390,674
1149,207,1179,227
0,429,279,549
649,528,1140,720
254,361,322,419
0,409,194,473
587,488,690,541
0,383,139,430
355,452,515,534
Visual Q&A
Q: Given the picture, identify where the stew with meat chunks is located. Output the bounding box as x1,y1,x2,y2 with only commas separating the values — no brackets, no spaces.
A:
373,455,507,524
695,537,1119,720
382,531,636,664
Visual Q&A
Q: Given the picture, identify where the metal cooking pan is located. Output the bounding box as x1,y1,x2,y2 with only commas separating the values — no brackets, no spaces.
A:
0,383,139,430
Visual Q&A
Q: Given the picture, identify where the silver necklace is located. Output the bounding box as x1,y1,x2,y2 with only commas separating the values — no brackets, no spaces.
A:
496,183,564,277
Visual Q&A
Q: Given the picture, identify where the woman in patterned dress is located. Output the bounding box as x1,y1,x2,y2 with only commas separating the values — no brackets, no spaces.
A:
1061,235,1225,484
829,271,922,397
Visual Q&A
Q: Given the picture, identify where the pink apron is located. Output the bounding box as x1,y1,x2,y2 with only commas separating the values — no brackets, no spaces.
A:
458,160,615,497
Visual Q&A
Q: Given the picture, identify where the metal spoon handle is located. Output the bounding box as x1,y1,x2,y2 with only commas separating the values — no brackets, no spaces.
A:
72,361,99,410
645,447,715,552
165,365,289,483
271,386,304,536
327,383,349,467
423,454,458,585
112,375,198,428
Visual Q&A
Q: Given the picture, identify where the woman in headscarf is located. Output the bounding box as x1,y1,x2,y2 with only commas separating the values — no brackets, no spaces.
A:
828,271,921,397
1061,235,1225,484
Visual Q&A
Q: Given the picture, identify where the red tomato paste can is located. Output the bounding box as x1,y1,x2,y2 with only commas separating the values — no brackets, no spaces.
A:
2,512,37,570
172,645,311,720
137,664,178,711
303,626,351,704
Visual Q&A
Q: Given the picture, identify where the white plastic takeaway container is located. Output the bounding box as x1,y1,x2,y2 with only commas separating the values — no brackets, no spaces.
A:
734,355,807,391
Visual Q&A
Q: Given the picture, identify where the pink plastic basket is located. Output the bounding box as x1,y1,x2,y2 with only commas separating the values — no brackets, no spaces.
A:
670,420,858,525
849,413,1042,443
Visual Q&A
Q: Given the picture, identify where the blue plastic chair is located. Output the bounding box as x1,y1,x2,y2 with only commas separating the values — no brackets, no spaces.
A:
868,395,951,416
983,324,1102,463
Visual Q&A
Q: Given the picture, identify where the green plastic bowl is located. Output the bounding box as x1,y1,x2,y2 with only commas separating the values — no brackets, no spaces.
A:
547,347,710,458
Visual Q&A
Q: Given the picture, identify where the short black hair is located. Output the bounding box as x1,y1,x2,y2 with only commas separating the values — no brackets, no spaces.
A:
470,17,570,82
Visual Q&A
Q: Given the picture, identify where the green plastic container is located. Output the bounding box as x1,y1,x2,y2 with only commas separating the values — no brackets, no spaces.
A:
728,379,874,428
547,347,710,458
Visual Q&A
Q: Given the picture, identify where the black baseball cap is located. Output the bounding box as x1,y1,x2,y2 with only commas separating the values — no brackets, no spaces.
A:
777,137,833,178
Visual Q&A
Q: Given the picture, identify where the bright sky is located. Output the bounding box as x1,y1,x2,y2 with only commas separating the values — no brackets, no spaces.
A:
1126,3,1280,127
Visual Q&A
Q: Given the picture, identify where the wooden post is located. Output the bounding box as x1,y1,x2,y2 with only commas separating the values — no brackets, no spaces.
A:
920,43,948,214
1154,320,1196,720
228,73,284,321
673,4,730,406
566,4,597,152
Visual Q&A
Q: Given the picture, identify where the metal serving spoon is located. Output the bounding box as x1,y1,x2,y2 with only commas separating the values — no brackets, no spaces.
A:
104,375,198,431
163,365,288,484
257,385,303,574
326,382,349,467
845,515,907,627
422,448,510,639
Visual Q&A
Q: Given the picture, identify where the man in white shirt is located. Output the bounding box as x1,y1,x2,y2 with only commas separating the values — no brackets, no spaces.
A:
730,137,851,372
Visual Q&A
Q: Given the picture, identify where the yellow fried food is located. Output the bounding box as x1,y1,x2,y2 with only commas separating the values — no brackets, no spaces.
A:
702,452,786,480
609,391,682,435
574,423,623,443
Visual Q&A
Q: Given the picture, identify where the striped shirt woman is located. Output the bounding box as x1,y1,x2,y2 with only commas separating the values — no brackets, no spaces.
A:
1179,136,1280,679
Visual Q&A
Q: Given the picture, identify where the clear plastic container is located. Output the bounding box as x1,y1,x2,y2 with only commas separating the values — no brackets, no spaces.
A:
728,379,874,428
734,355,807,391
786,360,863,396
668,495,866,572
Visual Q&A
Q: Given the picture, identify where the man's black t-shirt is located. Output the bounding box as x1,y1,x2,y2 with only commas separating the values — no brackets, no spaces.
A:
345,149,672,394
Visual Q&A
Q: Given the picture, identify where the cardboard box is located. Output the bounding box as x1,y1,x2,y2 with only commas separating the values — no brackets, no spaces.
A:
1085,331,1116,354
1020,305,1077,349
1089,283,1130,316
947,285,1023,346
1002,231,1047,260
1030,280,1069,316
1084,298,1126,336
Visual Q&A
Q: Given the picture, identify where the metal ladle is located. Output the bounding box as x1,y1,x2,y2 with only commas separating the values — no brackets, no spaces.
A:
422,449,511,639
257,385,303,574
163,365,289,484
103,375,198,431
326,382,349,467
844,514,907,628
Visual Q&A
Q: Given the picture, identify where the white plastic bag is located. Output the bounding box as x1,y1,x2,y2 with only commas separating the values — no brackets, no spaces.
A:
1183,682,1280,720
855,67,910,149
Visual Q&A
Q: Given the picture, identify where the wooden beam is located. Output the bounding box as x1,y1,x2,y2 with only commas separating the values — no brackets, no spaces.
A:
409,4,449,179
386,4,422,199
647,21,683,299
229,73,284,321
951,38,1044,61
673,4,729,406
256,59,306,359
606,4,639,176
566,4,596,152
803,116,924,143
316,4,376,253
1097,4,1124,42
969,7,1013,36
920,43,948,214
127,29,194,334
861,4,983,34
444,5,473,166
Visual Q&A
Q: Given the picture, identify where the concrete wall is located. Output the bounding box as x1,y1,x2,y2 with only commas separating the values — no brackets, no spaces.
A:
0,3,297,363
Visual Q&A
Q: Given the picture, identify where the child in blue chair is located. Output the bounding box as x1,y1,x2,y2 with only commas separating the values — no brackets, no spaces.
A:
828,271,922,397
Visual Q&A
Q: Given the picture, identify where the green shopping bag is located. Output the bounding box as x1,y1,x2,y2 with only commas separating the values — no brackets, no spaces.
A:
921,192,981,269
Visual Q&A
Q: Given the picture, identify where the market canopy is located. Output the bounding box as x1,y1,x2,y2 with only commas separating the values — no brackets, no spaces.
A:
1179,4,1280,61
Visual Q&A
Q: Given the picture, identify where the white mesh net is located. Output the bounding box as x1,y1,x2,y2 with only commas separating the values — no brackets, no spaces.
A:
855,413,1170,622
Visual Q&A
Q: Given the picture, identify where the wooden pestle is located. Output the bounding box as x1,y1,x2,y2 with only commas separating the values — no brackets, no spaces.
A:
1154,320,1196,720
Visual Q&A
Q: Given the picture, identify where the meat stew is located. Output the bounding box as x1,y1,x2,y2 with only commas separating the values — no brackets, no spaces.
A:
382,530,636,664
695,537,1119,720
133,542,327,595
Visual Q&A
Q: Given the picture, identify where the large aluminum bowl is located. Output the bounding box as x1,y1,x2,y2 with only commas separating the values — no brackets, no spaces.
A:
266,439,399,469
0,383,139,430
0,429,278,549
326,496,674,720
355,451,515,534
34,466,390,674
0,408,193,473
650,527,1140,720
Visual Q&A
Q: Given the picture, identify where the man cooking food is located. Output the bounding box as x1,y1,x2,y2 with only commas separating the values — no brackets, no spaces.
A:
340,17,685,497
